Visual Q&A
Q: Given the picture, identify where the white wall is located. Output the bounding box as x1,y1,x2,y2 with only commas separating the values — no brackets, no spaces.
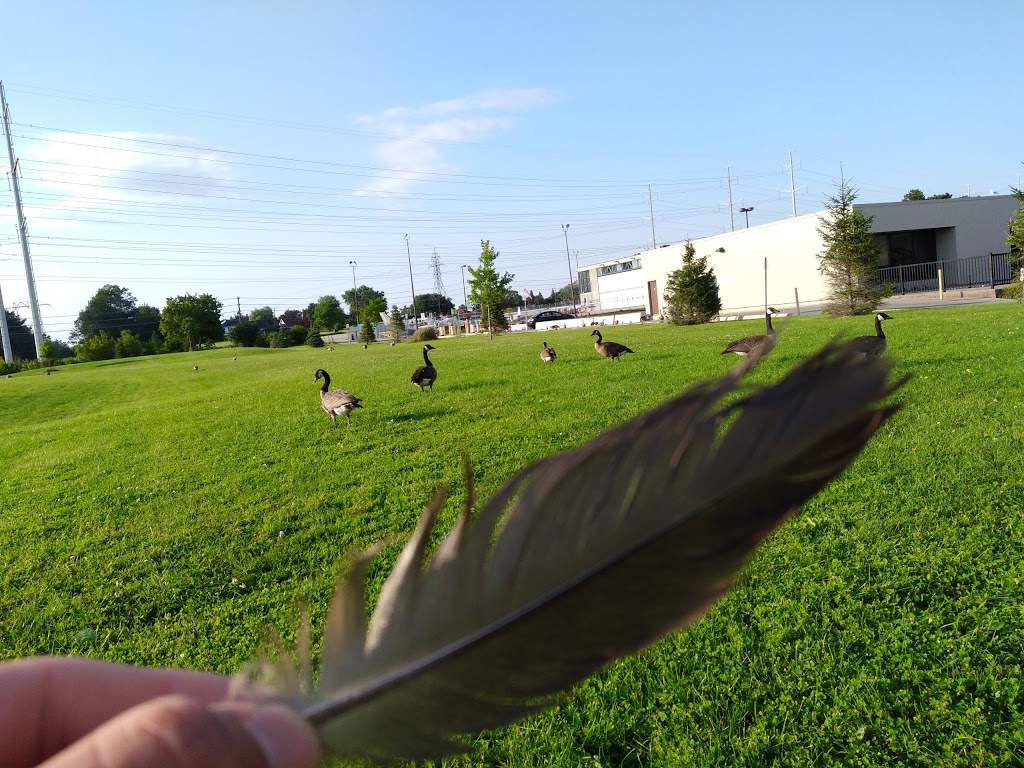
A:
596,268,647,309
640,213,829,317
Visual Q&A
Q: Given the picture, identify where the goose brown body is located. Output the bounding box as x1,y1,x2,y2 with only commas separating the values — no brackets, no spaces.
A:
848,312,893,357
591,330,633,360
540,341,557,362
411,344,438,392
722,308,779,357
314,369,363,425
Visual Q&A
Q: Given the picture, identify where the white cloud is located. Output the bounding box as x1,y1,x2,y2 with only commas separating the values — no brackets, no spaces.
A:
6,131,239,225
353,88,557,198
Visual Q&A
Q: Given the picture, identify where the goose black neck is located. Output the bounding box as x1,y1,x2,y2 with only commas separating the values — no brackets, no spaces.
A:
320,371,330,392
875,316,885,338
422,347,433,365
594,331,603,344
766,313,774,332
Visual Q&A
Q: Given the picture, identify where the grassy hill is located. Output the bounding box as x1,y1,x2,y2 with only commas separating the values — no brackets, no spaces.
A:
2,304,1022,765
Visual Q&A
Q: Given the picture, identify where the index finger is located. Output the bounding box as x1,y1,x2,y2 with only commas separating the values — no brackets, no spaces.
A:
0,655,232,768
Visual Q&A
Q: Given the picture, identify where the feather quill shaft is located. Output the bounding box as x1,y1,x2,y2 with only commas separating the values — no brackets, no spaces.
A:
233,341,904,761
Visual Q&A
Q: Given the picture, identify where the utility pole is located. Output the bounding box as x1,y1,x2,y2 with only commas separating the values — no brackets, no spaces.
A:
349,260,358,327
1,81,43,359
785,149,798,217
647,184,657,249
561,224,577,315
726,166,735,232
404,234,417,326
236,297,242,321
0,281,13,362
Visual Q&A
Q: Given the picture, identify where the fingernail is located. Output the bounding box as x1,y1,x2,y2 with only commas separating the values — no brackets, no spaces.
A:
243,705,320,768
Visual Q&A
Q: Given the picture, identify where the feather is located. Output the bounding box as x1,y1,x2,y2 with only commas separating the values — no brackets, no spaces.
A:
232,340,905,761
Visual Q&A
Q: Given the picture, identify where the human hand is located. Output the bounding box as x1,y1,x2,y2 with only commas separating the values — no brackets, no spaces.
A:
0,656,320,768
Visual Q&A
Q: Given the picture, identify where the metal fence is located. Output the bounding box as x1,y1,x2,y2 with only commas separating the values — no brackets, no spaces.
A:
877,252,1015,294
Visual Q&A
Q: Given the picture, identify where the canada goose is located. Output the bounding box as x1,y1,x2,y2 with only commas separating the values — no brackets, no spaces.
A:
193,365,199,371
411,344,438,392
314,369,363,426
848,312,894,357
541,341,557,362
232,354,237,361
591,330,633,361
390,340,397,347
363,344,368,349
721,307,779,357
46,370,51,375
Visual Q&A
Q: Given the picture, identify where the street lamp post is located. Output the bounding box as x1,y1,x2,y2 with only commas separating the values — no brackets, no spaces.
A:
349,260,357,332
561,224,577,315
740,206,754,229
404,234,417,326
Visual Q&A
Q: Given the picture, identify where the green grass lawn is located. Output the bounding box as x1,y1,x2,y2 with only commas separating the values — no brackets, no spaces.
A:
2,304,1023,766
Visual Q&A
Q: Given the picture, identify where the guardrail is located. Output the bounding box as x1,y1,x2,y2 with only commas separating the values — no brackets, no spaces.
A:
877,252,1014,294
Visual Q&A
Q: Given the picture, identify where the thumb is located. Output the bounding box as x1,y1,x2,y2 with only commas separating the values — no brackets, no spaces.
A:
41,695,320,768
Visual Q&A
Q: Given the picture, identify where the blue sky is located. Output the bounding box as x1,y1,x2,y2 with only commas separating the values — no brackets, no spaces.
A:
1,1,1021,340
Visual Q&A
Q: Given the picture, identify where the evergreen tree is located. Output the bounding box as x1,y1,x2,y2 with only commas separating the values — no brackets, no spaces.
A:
467,240,515,333
817,179,889,316
662,240,722,325
305,326,324,347
389,304,406,341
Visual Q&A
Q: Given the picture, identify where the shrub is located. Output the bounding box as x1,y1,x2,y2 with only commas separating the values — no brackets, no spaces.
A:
305,328,324,347
114,330,144,359
411,326,438,342
228,321,263,347
267,332,290,348
76,331,117,362
287,326,308,345
997,281,1022,300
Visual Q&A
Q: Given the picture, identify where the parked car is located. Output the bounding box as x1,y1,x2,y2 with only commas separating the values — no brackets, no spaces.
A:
527,310,575,329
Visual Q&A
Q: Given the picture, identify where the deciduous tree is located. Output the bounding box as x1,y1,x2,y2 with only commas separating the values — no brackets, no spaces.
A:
73,285,139,341
311,296,348,331
249,306,277,330
0,311,36,361
160,294,224,351
75,331,116,362
114,330,145,359
467,240,515,333
1007,187,1024,259
342,286,386,318
360,297,387,344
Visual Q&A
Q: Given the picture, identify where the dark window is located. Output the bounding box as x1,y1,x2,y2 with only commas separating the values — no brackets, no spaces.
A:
882,230,937,266
578,270,592,293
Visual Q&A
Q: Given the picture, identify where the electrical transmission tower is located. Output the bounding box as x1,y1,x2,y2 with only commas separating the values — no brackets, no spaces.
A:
430,248,446,316
1,81,44,359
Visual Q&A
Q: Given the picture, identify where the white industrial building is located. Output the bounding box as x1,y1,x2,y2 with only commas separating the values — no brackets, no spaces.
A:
578,194,1020,319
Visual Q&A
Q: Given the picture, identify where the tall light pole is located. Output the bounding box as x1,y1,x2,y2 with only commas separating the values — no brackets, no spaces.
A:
348,260,357,329
740,206,754,229
404,234,417,326
561,224,577,315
